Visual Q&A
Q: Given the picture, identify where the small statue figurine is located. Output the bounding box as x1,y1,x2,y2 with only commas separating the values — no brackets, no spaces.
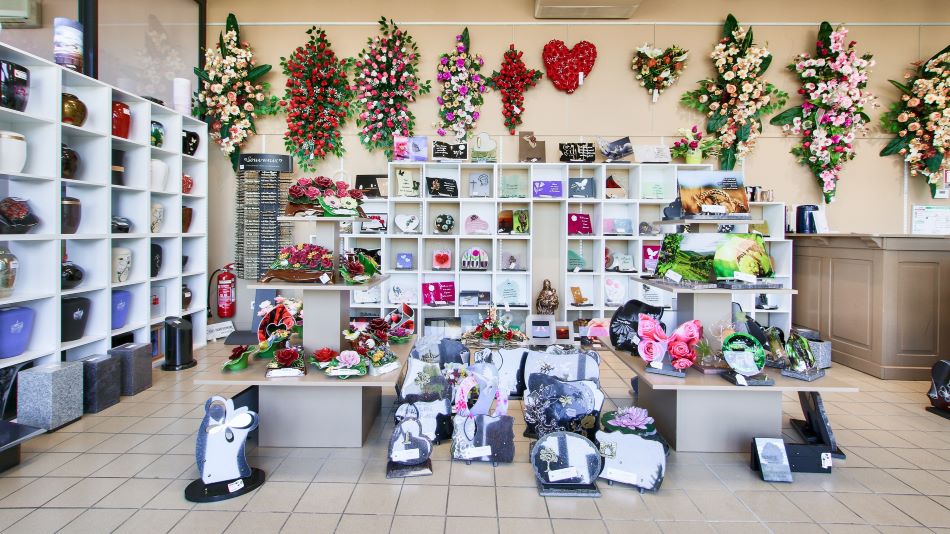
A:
536,279,559,314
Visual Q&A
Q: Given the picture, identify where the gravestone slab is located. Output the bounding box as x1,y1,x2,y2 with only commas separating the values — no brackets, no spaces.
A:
531,431,601,497
109,342,152,396
595,430,666,491
17,361,83,430
80,354,121,413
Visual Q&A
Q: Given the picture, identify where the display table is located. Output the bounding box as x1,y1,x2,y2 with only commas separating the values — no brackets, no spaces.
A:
605,342,858,452
791,233,950,380
193,338,412,447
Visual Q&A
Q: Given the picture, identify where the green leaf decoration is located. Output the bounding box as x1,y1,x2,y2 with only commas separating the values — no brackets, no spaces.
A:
736,123,751,142
817,21,833,45
757,54,772,75
879,136,909,157
720,147,737,170
461,27,471,53
226,13,239,39
926,153,944,173
707,112,726,134
246,64,271,81
888,79,913,95
723,14,738,39
769,106,803,126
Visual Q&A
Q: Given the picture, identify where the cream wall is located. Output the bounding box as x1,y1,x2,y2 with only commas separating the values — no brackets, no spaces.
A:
204,0,950,313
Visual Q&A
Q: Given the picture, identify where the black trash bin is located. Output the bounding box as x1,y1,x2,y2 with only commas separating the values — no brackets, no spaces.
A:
162,316,196,371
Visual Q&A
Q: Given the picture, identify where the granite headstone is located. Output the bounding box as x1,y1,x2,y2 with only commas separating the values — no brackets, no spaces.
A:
109,342,152,396
16,361,83,430
80,354,120,413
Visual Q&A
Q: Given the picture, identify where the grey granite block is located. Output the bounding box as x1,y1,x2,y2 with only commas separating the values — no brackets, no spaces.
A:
108,342,152,396
80,354,120,413
16,361,83,430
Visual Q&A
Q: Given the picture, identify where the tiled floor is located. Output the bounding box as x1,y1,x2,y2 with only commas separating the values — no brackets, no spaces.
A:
2,342,948,533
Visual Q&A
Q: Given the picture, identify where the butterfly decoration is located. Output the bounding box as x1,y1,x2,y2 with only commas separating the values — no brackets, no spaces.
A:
636,314,702,370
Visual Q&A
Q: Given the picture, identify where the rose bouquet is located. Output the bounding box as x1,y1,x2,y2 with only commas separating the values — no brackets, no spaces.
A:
487,44,542,135
435,28,487,140
324,349,368,379
680,14,788,170
286,176,365,217
268,243,333,272
601,406,657,436
461,304,527,345
636,314,702,371
310,347,337,368
670,125,721,163
352,17,431,158
632,43,688,101
280,27,354,172
339,251,380,285
771,23,876,203
266,347,306,375
880,44,950,198
193,14,279,170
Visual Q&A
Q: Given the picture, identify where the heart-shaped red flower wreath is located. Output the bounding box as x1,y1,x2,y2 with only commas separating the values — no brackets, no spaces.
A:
542,40,597,94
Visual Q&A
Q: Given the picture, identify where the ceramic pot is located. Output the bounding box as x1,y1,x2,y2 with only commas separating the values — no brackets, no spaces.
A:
61,196,81,234
112,247,132,283
182,131,199,156
181,174,193,194
0,131,27,174
685,148,703,165
0,61,29,112
111,101,131,138
111,149,125,186
150,243,163,277
150,121,165,147
150,202,165,233
111,216,131,233
61,144,79,179
149,159,168,191
0,248,18,298
0,197,39,234
61,260,84,290
181,285,193,309
181,206,193,233
61,93,87,126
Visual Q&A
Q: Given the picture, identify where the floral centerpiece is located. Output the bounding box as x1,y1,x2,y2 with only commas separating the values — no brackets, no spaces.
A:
680,14,788,170
339,251,381,285
261,243,334,284
880,45,950,198
461,305,527,346
280,27,354,172
310,347,338,368
324,349,368,379
265,347,306,376
436,28,487,140
601,406,657,436
286,176,366,217
637,314,702,371
344,318,399,374
670,125,721,164
771,23,875,203
389,326,411,344
632,43,688,102
193,14,279,170
353,17,431,158
487,44,543,135
224,344,255,371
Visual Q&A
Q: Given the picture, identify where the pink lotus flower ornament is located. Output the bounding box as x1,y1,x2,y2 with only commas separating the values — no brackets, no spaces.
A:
609,406,654,430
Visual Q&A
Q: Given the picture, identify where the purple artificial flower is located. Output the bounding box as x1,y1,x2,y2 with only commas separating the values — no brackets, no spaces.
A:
472,111,480,120
437,128,446,136
437,96,444,105
440,57,448,65
458,85,468,95
446,111,455,121
457,45,466,53
472,75,481,83
456,58,465,68
609,406,654,430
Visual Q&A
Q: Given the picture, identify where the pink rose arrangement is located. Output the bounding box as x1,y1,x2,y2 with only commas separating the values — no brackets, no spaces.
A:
337,350,361,368
670,125,721,161
324,349,368,379
288,176,363,206
772,23,875,203
636,314,703,371
436,28,487,140
269,243,333,272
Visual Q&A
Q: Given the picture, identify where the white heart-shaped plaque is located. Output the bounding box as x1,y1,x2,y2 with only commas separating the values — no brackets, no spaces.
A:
394,214,420,233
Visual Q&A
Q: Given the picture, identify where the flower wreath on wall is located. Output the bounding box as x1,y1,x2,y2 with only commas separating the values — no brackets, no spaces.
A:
771,23,875,204
488,44,543,135
193,14,280,170
631,43,688,102
353,17,431,158
680,14,788,170
880,44,950,198
280,27,355,172
436,28,487,140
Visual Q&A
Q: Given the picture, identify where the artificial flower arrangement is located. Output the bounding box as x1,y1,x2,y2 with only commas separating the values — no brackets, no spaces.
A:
324,349,369,379
286,176,366,217
680,14,788,170
389,326,412,344
258,296,303,323
460,304,527,345
280,27,355,172
487,44,543,135
435,28,487,140
224,344,254,371
637,314,703,371
265,347,307,377
353,17,431,158
310,347,338,368
261,243,335,284
339,251,381,285
343,318,399,373
193,14,279,170
632,43,688,102
771,23,876,203
542,40,597,94
670,125,721,164
601,406,657,436
880,44,950,198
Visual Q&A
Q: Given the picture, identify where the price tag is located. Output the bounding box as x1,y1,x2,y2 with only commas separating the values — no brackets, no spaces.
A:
266,368,304,378
227,479,244,493
664,270,683,283
733,271,757,283
821,452,832,469
330,368,361,376
603,467,639,485
548,466,578,482
464,445,492,459
565,408,577,418
319,273,331,284
701,204,727,214
392,448,420,462
512,105,522,115
652,89,659,103
573,266,580,273
578,72,584,86
735,374,748,386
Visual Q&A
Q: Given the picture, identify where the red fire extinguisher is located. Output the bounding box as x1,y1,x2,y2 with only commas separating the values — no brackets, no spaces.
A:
209,264,236,318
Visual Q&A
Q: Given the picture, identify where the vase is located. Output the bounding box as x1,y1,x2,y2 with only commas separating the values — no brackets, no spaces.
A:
0,61,29,112
149,159,168,191
150,121,165,148
182,284,193,309
112,247,132,283
182,131,199,156
181,255,189,269
181,206,193,233
0,248,18,298
111,149,125,186
61,93,87,126
685,148,703,165
150,202,165,233
150,243,163,277
0,197,39,234
111,101,131,138
61,196,81,234
61,260,83,290
0,131,27,174
181,174,193,194
61,144,79,179
111,216,131,233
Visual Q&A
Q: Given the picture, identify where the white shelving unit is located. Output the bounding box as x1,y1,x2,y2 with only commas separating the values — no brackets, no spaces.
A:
0,41,208,370
342,161,793,335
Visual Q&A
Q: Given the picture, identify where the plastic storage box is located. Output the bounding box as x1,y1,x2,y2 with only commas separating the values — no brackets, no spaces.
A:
111,290,131,330
61,297,91,342
0,306,35,358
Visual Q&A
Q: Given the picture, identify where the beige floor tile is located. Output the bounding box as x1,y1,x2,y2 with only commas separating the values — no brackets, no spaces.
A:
127,433,190,454
494,461,537,487
656,521,718,534
765,523,826,534
403,460,451,485
447,485,497,517
44,477,125,508
168,510,237,534
640,489,703,521
113,508,188,534
820,525,882,533
90,453,161,477
852,430,918,449
734,490,810,522
267,457,323,483
450,460,495,486
496,486,548,518
313,458,366,483
840,468,917,494
294,482,355,514
135,453,195,479
345,483,402,515
359,459,404,484
88,416,142,434
832,492,919,526
0,476,36,500
594,486,652,520
499,517,553,534
785,491,864,524
706,463,775,492
874,527,933,533
662,464,727,491
223,511,289,533
390,515,446,534
0,476,79,508
93,433,151,454
46,453,120,477
143,478,195,510
6,508,84,533
396,485,448,516
551,518,608,534
887,469,950,496
898,448,950,470
445,516,498,534
545,495,600,519
0,509,30,530
94,478,173,508
847,448,918,469
280,513,340,534
57,507,136,534
1,452,79,477
49,433,112,454
121,417,179,434
685,489,757,522
884,495,950,528
336,514,394,533
20,432,72,452
604,520,660,534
